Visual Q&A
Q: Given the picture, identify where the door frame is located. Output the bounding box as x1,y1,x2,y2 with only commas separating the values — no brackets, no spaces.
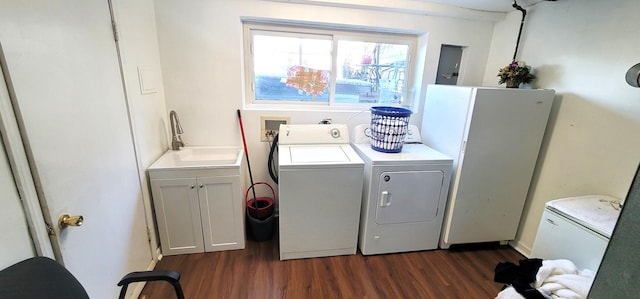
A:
0,43,54,259
107,0,162,259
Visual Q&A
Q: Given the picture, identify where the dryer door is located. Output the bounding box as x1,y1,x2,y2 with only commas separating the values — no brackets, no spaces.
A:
375,170,445,224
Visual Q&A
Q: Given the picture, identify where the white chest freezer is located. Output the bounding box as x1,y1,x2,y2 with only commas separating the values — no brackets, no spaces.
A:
531,195,622,271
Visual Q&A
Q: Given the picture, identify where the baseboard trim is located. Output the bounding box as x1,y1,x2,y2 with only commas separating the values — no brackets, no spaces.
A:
509,239,532,258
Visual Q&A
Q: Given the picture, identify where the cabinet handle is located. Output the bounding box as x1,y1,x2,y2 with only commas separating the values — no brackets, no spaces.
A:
199,184,204,188
190,185,195,189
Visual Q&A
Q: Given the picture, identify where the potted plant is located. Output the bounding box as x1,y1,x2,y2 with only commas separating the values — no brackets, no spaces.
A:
498,60,536,88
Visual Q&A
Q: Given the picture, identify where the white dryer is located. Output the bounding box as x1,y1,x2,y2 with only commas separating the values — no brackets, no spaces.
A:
352,124,453,255
278,124,364,260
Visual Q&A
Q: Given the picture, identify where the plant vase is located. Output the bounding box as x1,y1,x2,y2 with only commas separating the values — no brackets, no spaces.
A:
498,60,535,89
506,79,520,88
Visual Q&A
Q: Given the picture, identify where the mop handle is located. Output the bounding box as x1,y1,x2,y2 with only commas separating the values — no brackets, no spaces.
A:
237,110,258,206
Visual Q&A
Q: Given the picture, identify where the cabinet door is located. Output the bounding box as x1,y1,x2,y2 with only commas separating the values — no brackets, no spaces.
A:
150,178,204,255
198,176,245,252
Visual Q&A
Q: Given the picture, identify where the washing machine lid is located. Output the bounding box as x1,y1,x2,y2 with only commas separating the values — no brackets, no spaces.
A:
351,143,452,165
279,144,364,168
546,195,622,238
291,146,350,163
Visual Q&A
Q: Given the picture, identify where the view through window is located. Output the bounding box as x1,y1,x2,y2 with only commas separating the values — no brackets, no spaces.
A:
245,24,415,107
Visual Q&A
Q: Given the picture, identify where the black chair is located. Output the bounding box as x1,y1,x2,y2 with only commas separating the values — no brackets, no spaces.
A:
0,256,184,299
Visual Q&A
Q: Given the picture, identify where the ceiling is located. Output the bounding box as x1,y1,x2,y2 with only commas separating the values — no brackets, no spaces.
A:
418,0,550,12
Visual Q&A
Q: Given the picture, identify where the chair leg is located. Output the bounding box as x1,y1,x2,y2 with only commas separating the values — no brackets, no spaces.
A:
170,280,185,299
118,284,129,299
117,270,184,299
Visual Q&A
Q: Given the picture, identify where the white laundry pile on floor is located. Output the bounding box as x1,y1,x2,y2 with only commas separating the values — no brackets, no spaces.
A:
535,259,595,298
496,259,595,299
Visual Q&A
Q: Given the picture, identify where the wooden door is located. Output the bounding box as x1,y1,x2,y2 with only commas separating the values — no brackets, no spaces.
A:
0,1,152,297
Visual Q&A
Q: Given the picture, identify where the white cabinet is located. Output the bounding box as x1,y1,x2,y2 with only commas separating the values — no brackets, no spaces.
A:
198,175,245,252
148,147,245,256
150,177,205,255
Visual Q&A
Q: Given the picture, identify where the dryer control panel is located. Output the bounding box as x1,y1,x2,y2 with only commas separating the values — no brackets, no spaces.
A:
279,124,350,145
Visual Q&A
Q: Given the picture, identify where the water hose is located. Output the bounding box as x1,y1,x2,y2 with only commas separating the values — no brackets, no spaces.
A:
268,133,279,184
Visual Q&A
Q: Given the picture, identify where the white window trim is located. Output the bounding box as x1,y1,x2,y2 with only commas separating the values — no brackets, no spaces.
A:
242,21,418,111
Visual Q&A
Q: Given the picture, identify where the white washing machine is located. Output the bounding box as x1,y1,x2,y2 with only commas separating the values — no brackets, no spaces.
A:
351,124,453,255
278,124,364,260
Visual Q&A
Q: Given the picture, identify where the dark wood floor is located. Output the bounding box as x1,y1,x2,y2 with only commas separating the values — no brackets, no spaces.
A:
140,237,524,299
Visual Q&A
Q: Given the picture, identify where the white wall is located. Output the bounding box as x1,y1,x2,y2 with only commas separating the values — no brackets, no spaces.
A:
112,0,171,256
483,0,640,255
153,0,501,195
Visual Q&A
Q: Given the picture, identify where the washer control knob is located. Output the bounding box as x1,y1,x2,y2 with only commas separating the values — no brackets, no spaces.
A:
330,128,341,138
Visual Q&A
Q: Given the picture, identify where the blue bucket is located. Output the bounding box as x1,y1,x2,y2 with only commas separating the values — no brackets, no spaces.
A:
369,106,412,153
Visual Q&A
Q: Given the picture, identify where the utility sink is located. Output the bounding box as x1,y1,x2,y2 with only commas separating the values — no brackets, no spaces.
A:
149,146,242,170
147,145,246,255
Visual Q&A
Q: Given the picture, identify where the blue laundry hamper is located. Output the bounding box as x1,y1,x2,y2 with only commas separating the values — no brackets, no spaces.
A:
369,106,412,153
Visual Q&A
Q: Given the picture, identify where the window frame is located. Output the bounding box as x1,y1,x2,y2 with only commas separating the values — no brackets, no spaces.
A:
242,22,418,110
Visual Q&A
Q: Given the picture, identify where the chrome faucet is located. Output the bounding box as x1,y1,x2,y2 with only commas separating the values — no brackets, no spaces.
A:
169,110,184,150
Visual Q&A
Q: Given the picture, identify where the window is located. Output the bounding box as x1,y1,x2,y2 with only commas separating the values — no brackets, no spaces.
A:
243,23,416,108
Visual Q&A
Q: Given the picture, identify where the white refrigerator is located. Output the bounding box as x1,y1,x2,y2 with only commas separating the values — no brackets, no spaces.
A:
421,85,555,249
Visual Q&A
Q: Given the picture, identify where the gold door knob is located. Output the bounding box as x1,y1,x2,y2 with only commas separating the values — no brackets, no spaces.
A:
59,214,84,229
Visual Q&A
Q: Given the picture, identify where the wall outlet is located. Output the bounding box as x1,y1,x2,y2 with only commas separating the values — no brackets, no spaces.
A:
260,116,290,142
